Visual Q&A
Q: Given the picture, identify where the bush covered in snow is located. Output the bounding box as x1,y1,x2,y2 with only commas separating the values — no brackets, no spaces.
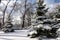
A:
2,22,14,33
27,24,44,38
28,30,37,38
28,22,59,38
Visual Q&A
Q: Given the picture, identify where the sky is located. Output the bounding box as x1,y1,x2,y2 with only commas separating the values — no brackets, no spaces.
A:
28,0,36,3
44,0,60,5
44,0,60,8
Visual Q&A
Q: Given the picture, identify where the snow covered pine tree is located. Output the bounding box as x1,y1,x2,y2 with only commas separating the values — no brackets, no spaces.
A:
28,0,49,38
28,0,59,38
2,15,14,33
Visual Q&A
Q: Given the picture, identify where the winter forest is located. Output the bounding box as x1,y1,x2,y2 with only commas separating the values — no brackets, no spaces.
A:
0,0,60,40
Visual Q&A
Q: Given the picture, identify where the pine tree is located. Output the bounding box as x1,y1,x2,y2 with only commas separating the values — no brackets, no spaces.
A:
2,15,14,33
55,9,60,18
28,0,49,38
37,0,48,16
28,0,58,38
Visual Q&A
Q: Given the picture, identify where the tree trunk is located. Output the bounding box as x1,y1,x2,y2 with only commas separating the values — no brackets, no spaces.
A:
22,14,25,28
8,0,17,18
22,0,27,28
2,1,10,25
28,11,31,26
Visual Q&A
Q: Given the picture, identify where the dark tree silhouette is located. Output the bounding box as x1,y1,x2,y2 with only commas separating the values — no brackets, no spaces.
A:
0,0,1,3
37,0,48,16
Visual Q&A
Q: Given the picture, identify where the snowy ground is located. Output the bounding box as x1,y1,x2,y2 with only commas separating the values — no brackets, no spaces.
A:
0,30,37,40
0,30,60,40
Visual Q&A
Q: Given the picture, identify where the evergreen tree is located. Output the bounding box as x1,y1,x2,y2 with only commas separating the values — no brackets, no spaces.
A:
28,0,58,38
28,0,49,38
37,0,48,16
2,15,14,33
55,9,60,18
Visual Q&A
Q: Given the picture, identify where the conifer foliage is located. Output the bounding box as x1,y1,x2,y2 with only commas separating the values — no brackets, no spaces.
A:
37,0,48,16
2,16,14,33
28,0,58,38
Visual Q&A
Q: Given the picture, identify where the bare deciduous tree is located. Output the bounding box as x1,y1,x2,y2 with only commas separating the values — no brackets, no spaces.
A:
8,0,17,20
2,0,10,25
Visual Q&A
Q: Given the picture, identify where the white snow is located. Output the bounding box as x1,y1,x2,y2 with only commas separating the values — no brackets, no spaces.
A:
0,30,60,40
37,24,43,28
0,30,37,40
43,25,51,30
28,30,37,35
